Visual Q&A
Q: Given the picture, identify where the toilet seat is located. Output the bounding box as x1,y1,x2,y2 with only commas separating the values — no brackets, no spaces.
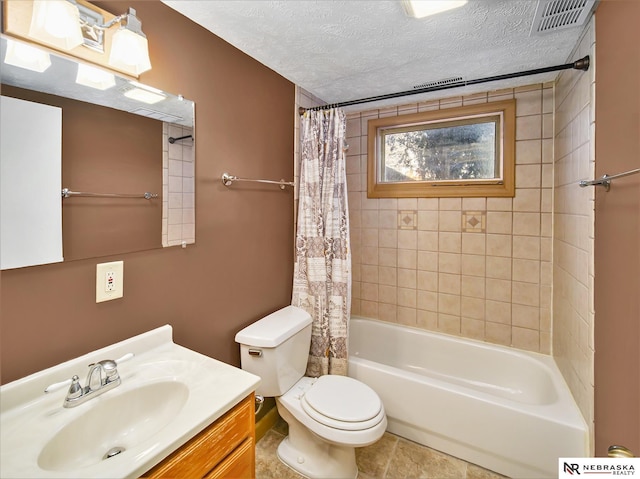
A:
301,375,384,431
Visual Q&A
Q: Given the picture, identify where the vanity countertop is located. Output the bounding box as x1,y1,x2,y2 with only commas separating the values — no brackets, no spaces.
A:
0,325,260,479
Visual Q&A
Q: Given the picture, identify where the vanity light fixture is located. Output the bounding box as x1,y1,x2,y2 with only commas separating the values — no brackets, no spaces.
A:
75,63,115,90
3,38,51,72
25,1,152,75
402,0,468,18
28,0,84,50
107,9,152,75
123,81,166,104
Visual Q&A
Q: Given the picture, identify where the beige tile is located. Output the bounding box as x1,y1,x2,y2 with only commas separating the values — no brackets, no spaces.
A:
512,258,540,283
512,212,541,236
439,253,461,274
418,210,439,230
398,198,417,209
362,210,379,228
438,313,461,334
361,265,379,283
355,433,398,478
462,317,486,341
513,189,541,212
462,233,486,255
462,275,485,299
417,309,438,329
439,232,462,253
398,249,417,269
515,164,541,188
397,288,416,308
379,229,398,248
398,269,417,289
379,210,397,229
486,278,512,302
439,198,462,210
486,300,512,325
513,235,540,260
512,327,540,351
379,198,398,210
462,254,486,277
516,89,542,116
461,296,486,320
439,273,461,295
486,211,512,234
362,246,379,265
516,139,542,165
462,197,486,210
417,270,438,292
512,304,540,329
398,230,418,250
378,303,397,322
418,198,439,210
439,211,462,232
379,285,397,304
516,115,542,140
379,266,397,286
379,248,397,267
417,251,438,271
486,197,513,211
361,282,379,302
397,306,417,326
486,256,512,280
386,438,467,479
255,431,303,479
362,228,379,247
418,231,439,251
467,463,509,479
361,300,379,318
512,281,540,307
486,322,511,346
417,290,438,312
438,293,461,316
486,234,512,257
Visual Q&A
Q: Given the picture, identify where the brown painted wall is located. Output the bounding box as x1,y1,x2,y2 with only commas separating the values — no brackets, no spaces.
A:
2,84,163,260
0,1,295,384
594,0,640,456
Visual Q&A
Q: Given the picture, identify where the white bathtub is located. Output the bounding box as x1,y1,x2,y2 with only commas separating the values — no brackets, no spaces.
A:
348,317,588,479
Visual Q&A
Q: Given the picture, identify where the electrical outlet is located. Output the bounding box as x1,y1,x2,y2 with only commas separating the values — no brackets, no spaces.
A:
105,271,116,291
96,261,123,302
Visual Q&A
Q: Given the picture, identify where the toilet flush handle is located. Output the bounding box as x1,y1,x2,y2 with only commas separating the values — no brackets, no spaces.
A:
248,349,263,357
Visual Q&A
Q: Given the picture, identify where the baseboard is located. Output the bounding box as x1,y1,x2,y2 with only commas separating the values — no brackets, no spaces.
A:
255,403,280,442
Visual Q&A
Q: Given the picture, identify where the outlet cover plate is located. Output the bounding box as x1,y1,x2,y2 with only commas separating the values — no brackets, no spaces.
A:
96,261,123,302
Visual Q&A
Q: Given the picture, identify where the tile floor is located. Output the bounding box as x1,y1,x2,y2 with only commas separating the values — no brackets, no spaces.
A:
256,420,508,479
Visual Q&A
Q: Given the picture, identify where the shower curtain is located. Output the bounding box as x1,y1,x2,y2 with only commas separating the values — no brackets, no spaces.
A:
292,108,350,377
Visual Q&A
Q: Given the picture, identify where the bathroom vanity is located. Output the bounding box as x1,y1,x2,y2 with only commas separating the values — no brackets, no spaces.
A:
0,325,260,479
143,393,255,478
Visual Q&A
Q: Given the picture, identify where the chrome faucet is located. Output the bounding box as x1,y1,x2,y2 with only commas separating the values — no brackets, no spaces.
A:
45,353,134,408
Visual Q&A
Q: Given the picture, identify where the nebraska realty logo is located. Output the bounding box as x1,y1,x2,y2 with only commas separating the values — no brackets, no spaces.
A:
560,458,639,476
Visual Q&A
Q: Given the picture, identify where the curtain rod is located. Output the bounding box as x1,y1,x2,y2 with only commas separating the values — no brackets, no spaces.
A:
299,56,590,115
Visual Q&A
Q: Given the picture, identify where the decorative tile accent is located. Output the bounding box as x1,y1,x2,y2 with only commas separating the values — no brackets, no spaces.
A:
398,210,417,230
462,211,486,233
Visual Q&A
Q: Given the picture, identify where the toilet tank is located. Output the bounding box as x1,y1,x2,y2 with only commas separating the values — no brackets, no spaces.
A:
235,306,312,397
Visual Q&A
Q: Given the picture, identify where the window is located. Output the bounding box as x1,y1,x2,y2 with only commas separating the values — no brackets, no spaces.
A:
367,100,515,198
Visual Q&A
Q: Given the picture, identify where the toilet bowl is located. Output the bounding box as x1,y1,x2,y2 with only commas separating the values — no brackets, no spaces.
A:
235,306,387,479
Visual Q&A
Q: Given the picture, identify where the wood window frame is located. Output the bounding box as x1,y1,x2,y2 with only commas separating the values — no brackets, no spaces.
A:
367,99,516,198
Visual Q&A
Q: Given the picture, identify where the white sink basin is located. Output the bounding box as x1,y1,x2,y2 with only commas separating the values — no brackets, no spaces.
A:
38,381,189,472
0,325,260,479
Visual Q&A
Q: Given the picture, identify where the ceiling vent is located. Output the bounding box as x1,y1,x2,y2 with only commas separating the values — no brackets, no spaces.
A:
530,0,596,35
413,76,464,90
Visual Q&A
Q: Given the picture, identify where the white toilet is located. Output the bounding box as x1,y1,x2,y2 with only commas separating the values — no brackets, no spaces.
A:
235,305,387,479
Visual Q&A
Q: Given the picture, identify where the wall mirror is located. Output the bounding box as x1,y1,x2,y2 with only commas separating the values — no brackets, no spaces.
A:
0,35,195,269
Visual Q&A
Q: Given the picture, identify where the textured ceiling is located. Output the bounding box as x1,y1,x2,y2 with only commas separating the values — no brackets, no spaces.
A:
163,0,592,109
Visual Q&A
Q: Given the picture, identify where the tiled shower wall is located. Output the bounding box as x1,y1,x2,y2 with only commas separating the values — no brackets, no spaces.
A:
162,123,195,247
552,19,595,444
348,84,554,353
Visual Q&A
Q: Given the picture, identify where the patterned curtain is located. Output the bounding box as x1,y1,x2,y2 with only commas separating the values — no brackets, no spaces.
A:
292,108,350,377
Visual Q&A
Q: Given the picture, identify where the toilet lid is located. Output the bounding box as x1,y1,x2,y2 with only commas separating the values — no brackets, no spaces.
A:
301,375,383,431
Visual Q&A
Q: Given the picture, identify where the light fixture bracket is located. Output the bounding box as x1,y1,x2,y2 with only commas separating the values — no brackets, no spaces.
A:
76,1,105,52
